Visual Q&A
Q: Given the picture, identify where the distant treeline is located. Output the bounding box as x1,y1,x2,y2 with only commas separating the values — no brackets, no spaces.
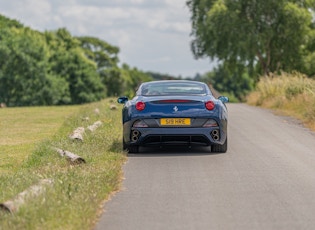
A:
0,15,184,106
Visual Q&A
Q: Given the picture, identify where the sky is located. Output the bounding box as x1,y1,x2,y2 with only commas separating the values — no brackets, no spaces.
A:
0,0,217,78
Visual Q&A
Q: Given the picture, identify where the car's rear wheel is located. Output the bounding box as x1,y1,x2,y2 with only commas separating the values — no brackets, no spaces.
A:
123,139,139,153
212,138,227,153
123,139,127,151
127,145,139,153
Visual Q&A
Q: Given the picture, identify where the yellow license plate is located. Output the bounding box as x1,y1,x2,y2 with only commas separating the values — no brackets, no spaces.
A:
160,118,191,126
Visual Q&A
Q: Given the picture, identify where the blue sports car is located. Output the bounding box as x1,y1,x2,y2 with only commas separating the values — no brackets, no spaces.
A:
117,80,229,153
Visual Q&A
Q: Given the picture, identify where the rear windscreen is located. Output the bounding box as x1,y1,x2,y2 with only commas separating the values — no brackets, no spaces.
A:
141,82,207,96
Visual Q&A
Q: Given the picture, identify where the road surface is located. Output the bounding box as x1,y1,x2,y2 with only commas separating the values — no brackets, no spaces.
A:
95,103,315,230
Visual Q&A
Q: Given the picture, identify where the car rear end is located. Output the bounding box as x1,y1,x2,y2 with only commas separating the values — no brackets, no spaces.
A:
123,95,227,150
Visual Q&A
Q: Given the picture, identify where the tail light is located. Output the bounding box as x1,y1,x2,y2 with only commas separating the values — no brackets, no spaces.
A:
135,101,146,111
205,101,215,110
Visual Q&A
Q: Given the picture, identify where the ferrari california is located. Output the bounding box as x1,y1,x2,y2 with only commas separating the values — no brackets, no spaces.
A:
117,80,228,153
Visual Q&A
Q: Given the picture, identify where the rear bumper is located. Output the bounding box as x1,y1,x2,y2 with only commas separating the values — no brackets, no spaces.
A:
125,127,227,146
141,134,211,146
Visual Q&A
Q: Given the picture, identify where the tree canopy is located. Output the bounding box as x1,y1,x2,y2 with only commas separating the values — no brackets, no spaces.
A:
0,15,153,106
187,0,315,77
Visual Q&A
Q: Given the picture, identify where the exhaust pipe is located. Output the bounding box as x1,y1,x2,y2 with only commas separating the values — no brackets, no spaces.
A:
131,130,140,142
212,130,219,136
211,129,220,141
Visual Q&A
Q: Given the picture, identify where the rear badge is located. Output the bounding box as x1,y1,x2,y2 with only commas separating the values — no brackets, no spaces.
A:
173,106,178,112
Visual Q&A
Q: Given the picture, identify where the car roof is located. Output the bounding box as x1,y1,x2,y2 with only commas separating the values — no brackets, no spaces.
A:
140,80,206,85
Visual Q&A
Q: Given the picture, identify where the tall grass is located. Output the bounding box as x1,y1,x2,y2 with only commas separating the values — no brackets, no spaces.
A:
0,99,126,229
247,72,315,130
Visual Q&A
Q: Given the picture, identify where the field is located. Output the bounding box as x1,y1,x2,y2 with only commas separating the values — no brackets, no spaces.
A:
0,105,81,173
0,99,126,229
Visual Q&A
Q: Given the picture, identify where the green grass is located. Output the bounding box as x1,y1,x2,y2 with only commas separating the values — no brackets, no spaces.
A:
0,99,126,229
247,72,315,131
0,105,80,173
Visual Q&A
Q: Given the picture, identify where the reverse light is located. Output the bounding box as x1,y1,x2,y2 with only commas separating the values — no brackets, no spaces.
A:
205,101,215,110
203,119,218,127
135,101,146,111
133,120,148,128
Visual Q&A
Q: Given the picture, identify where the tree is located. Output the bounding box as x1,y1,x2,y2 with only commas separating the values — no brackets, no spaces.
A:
77,36,119,70
45,29,106,104
187,0,315,76
0,14,156,106
0,27,70,106
302,25,315,77
0,14,23,28
199,64,255,101
121,64,152,97
100,64,152,98
146,71,181,81
99,68,124,97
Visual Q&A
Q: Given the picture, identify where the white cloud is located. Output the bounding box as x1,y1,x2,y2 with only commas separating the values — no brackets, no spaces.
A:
165,0,187,8
144,56,172,63
131,0,145,4
59,5,131,22
107,29,132,48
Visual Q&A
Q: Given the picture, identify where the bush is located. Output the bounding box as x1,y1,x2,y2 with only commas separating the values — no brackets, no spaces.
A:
247,72,315,130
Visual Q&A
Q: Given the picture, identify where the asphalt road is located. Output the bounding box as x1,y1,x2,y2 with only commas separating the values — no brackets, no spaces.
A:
95,103,315,230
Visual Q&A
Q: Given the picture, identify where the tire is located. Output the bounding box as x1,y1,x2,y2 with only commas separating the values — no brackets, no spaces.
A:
123,139,139,153
127,145,139,153
212,138,227,153
123,139,128,151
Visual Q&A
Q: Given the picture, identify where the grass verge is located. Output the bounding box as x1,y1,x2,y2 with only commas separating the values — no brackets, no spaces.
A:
0,99,126,229
247,72,315,131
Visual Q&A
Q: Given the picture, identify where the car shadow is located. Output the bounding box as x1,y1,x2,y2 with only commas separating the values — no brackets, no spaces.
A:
127,145,225,157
